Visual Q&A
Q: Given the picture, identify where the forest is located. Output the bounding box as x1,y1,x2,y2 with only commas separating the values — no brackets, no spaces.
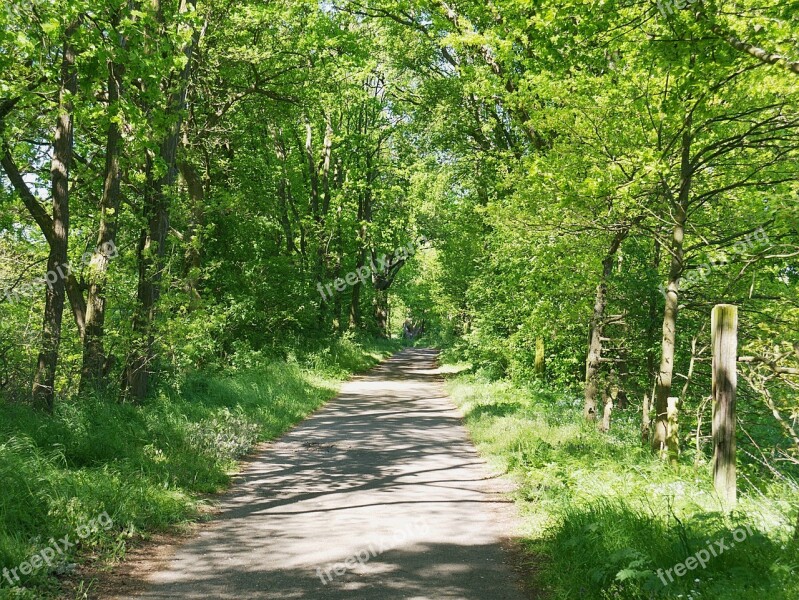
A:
0,0,798,598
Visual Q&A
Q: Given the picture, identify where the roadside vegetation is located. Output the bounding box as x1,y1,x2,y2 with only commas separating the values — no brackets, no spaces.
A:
0,336,398,599
443,363,799,600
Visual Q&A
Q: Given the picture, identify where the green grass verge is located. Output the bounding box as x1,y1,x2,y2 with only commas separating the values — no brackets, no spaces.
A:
444,370,799,600
0,335,400,599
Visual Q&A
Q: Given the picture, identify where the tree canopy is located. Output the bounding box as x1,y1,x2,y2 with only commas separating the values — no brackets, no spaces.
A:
1,0,798,595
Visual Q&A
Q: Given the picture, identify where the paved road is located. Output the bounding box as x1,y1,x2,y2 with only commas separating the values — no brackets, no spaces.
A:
135,348,527,599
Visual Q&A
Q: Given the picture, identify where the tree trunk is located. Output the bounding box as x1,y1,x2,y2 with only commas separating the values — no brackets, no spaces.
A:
349,248,365,328
652,119,693,458
646,238,662,382
273,132,296,255
32,35,77,411
350,162,374,329
123,0,199,401
81,52,124,392
373,290,389,336
177,159,205,307
652,222,686,456
305,119,335,328
371,248,407,337
584,228,629,420
305,121,325,324
321,117,333,215
332,208,343,332
125,153,170,400
0,150,87,341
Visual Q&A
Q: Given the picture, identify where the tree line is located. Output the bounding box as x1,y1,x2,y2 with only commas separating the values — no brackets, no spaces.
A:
0,0,425,409
1,1,798,493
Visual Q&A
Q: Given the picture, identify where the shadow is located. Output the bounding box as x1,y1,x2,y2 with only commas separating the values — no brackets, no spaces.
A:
467,402,524,420
138,541,526,599
133,348,530,600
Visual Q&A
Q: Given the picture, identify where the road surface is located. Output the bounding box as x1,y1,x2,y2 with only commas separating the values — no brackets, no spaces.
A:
134,348,527,600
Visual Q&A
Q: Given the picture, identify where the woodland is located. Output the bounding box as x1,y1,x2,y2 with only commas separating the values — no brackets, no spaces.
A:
1,0,798,597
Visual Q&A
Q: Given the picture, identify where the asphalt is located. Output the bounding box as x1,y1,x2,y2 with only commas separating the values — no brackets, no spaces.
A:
134,348,528,600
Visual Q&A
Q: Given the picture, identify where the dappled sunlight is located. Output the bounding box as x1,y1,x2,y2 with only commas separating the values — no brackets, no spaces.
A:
135,349,526,600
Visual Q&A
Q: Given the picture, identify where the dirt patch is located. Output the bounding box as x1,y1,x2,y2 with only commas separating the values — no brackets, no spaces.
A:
60,525,200,600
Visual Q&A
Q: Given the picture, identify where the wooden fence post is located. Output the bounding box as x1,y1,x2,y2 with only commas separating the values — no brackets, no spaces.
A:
535,337,545,377
712,304,738,508
667,396,680,465
641,393,651,445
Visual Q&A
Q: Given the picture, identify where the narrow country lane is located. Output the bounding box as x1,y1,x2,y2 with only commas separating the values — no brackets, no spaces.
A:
131,348,528,599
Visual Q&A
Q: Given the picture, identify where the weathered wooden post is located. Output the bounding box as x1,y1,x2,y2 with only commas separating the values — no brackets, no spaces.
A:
600,389,613,433
712,304,738,508
535,337,545,377
667,396,680,465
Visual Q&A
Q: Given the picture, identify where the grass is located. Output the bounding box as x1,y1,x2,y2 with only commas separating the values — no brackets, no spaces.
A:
443,370,799,600
0,334,400,599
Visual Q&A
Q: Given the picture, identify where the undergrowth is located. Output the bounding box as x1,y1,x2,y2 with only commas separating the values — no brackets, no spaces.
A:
0,335,400,598
444,371,799,600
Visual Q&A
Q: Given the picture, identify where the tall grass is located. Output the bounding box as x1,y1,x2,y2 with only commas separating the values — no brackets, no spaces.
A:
0,335,399,599
445,372,799,600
